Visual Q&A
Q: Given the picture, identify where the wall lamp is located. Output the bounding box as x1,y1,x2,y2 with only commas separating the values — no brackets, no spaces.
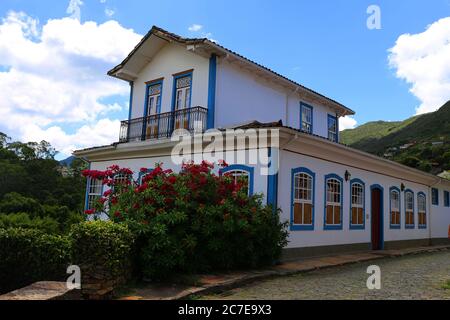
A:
345,170,351,182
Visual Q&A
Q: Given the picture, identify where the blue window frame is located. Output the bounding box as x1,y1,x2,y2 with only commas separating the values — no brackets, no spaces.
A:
417,192,427,229
349,178,365,230
171,70,193,132
324,173,343,230
444,190,450,207
300,102,313,134
85,177,104,212
431,188,439,206
138,168,154,185
219,164,254,196
291,167,315,231
404,189,415,229
142,79,163,139
389,186,401,229
327,114,338,142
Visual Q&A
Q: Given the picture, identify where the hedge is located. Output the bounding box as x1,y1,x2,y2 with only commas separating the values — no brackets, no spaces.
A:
70,221,134,298
0,228,71,294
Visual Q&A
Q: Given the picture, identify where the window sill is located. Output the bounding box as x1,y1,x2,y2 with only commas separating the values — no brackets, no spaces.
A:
405,224,415,229
349,224,365,230
324,225,343,231
389,225,401,229
290,225,314,231
418,225,427,229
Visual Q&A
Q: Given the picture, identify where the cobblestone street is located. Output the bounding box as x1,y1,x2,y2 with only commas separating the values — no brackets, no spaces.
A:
203,251,450,300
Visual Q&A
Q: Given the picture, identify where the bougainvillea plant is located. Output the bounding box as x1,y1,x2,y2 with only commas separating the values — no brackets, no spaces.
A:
81,161,288,279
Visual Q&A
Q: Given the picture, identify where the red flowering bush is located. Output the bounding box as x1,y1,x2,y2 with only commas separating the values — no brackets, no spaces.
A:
82,161,288,279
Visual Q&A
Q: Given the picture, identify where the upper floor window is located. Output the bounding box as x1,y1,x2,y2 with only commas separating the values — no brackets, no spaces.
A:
350,180,364,228
327,115,338,142
300,103,313,134
174,72,192,111
405,190,414,228
220,165,254,196
146,81,162,117
390,187,401,228
324,174,343,229
444,191,450,207
291,168,315,230
418,193,427,228
431,188,439,205
87,178,102,211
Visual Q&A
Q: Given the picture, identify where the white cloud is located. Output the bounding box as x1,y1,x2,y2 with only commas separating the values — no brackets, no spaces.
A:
188,24,203,32
66,0,83,21
0,11,142,157
105,8,115,17
339,116,357,131
389,17,450,115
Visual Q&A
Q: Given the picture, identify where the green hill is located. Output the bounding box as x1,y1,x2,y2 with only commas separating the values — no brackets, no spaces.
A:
341,101,450,175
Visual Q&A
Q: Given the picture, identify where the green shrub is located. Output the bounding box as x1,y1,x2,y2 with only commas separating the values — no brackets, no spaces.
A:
70,221,134,281
0,212,60,234
83,162,289,280
0,228,71,294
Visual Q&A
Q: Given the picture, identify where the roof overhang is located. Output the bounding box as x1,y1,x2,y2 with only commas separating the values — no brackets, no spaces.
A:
73,127,449,188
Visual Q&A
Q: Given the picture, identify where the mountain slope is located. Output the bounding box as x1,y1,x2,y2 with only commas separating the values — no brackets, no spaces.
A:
341,101,450,175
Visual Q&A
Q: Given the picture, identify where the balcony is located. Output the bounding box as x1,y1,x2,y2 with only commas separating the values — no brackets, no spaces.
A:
119,106,208,143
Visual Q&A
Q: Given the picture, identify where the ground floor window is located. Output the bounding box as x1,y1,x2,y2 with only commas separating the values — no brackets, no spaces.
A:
220,165,254,196
87,178,102,211
291,168,315,230
405,190,414,228
350,179,365,228
324,174,343,229
418,192,427,228
390,187,401,228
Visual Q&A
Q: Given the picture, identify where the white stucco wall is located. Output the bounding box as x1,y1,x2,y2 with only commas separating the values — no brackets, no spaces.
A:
130,43,210,119
430,183,450,239
279,149,435,249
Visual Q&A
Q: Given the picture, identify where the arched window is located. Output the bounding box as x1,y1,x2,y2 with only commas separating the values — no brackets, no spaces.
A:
390,187,401,228
404,190,414,228
291,168,315,230
138,168,153,185
220,165,254,196
418,193,427,229
350,179,365,229
112,173,132,193
324,174,343,230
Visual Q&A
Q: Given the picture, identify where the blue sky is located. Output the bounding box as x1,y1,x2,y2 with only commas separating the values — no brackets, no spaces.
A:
0,0,449,159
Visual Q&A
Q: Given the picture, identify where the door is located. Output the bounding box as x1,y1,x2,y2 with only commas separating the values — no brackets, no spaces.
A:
173,74,191,130
371,187,383,250
145,82,161,139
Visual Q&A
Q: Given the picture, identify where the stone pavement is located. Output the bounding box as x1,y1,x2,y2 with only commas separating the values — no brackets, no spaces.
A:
117,244,450,300
0,281,80,300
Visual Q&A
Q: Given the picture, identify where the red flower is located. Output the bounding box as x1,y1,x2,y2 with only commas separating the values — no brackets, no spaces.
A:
218,159,229,168
114,211,121,218
103,189,112,197
84,209,95,215
168,176,177,184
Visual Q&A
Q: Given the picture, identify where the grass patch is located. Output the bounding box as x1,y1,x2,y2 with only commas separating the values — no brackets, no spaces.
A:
441,280,450,290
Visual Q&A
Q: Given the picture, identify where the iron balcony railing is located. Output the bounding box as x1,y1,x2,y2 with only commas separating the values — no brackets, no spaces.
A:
119,106,208,143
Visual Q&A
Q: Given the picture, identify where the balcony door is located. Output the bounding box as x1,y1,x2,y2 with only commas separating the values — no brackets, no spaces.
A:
173,73,192,130
145,81,162,139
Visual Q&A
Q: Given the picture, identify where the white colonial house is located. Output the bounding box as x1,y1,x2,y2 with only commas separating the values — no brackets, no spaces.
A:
74,26,450,259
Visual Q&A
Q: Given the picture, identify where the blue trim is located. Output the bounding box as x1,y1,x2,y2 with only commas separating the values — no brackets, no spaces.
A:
84,162,91,211
323,173,344,230
290,167,315,231
142,79,163,140
171,71,193,132
349,178,365,230
431,187,439,206
418,191,427,229
299,102,313,134
404,189,415,229
444,190,450,207
207,54,217,129
138,168,154,184
266,148,278,213
327,114,338,142
220,164,254,196
127,82,134,140
370,184,384,250
389,186,401,229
